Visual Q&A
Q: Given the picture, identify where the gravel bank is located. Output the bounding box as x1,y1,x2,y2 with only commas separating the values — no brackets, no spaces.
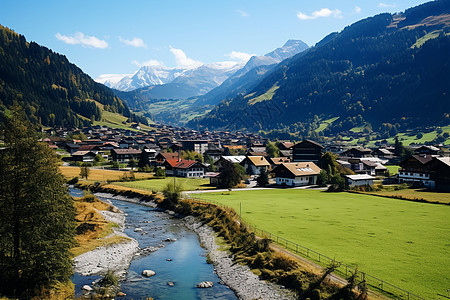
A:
184,215,297,300
73,200,139,277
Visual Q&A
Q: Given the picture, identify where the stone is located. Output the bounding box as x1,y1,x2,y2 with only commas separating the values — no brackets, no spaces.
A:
142,270,156,277
82,285,93,292
167,282,175,286
117,292,126,297
196,281,214,288
134,227,143,232
166,258,172,261
162,237,177,242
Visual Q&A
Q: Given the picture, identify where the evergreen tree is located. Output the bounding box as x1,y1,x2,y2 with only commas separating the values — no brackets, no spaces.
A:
266,141,280,158
0,106,76,297
256,170,269,187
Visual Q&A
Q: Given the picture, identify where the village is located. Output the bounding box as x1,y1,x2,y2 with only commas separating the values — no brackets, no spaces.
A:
43,124,450,192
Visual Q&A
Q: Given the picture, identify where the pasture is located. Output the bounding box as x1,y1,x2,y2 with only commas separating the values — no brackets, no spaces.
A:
59,166,153,182
190,189,450,299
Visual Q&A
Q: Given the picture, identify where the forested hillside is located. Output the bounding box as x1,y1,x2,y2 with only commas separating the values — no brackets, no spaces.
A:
190,0,450,139
0,25,133,127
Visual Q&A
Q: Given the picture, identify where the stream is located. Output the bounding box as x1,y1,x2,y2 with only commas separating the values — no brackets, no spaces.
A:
70,188,238,300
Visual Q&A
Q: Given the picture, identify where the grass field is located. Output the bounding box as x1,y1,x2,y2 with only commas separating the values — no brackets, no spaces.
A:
385,165,400,175
316,117,340,132
369,187,450,204
190,189,450,299
59,166,154,182
114,177,215,192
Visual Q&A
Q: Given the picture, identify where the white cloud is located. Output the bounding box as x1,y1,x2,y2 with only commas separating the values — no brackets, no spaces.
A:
226,51,255,63
297,8,342,20
236,9,249,17
132,59,166,68
169,46,202,69
119,37,147,48
378,3,396,8
354,6,362,14
55,32,108,48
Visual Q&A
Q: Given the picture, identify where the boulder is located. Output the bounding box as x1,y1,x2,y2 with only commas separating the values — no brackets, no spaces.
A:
117,291,127,297
167,282,175,286
196,281,214,288
134,228,143,232
82,285,93,292
142,270,156,277
162,238,177,242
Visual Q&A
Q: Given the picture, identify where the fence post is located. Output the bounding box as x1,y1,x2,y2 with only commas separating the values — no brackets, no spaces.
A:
296,244,298,253
319,253,321,262
380,280,383,291
307,249,309,257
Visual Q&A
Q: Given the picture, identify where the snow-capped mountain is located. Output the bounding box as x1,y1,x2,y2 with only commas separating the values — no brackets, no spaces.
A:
193,39,309,106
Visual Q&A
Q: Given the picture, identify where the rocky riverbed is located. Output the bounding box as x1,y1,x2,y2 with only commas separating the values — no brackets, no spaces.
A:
74,191,296,299
185,215,297,300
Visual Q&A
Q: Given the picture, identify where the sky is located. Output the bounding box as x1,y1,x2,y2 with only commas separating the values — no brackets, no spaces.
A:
1,0,431,79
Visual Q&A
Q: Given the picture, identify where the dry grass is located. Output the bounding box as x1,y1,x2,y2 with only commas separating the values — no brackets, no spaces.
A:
59,166,154,182
71,194,127,257
367,187,450,204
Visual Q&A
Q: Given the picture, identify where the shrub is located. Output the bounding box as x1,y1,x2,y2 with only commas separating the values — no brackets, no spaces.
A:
99,270,118,287
67,176,79,184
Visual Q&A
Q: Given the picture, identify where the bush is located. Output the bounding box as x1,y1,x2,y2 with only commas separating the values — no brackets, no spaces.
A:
67,176,79,184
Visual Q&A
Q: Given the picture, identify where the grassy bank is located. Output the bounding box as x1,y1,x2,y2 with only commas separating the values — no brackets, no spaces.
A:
189,189,450,299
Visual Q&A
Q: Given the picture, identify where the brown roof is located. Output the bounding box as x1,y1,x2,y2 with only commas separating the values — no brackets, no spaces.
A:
158,152,179,160
269,157,291,165
279,142,294,150
246,156,270,166
278,162,321,176
112,149,142,155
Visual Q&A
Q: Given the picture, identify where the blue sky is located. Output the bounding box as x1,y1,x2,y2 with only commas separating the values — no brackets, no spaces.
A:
1,0,430,79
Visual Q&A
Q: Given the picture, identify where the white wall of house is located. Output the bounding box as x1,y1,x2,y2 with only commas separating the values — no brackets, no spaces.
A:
398,171,434,188
276,176,317,186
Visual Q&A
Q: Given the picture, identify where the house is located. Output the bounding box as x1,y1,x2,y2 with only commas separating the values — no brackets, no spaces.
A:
278,142,294,151
214,156,246,169
204,148,224,162
140,148,157,166
373,148,394,158
272,162,321,186
415,145,440,156
181,140,209,154
398,154,434,188
292,140,324,163
65,143,80,154
71,151,96,162
428,157,450,191
241,156,271,175
155,152,179,166
268,157,291,170
163,159,206,178
345,174,376,187
341,147,372,158
111,148,142,162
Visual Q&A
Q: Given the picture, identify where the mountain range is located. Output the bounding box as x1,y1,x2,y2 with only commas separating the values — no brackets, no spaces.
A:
0,25,136,128
188,0,450,139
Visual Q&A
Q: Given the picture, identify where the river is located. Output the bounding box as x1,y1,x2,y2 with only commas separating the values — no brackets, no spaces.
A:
70,188,238,300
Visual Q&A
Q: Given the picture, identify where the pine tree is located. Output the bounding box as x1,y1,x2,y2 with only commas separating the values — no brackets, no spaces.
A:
0,105,76,297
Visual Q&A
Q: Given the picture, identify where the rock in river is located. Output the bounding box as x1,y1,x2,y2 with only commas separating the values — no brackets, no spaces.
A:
196,281,214,288
142,270,156,277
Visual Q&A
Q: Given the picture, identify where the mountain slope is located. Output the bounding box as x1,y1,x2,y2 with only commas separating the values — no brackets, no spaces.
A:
193,40,309,107
189,1,450,138
0,25,132,127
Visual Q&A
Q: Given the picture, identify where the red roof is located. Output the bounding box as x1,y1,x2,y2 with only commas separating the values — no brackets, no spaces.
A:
165,159,199,169
78,145,97,151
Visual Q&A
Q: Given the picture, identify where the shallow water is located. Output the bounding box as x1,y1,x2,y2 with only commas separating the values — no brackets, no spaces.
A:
70,188,237,299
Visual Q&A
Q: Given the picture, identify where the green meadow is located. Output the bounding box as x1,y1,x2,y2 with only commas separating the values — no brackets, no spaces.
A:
190,189,450,299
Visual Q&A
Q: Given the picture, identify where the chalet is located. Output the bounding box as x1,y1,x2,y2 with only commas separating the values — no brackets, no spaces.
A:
272,162,321,186
278,142,294,151
204,148,224,162
155,152,179,166
111,148,142,162
214,156,246,169
163,159,206,178
71,151,96,162
398,154,434,188
292,140,324,163
140,148,157,166
345,174,375,187
373,148,394,158
341,147,372,158
415,145,440,156
268,157,291,170
65,143,80,154
241,156,270,175
428,157,450,191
